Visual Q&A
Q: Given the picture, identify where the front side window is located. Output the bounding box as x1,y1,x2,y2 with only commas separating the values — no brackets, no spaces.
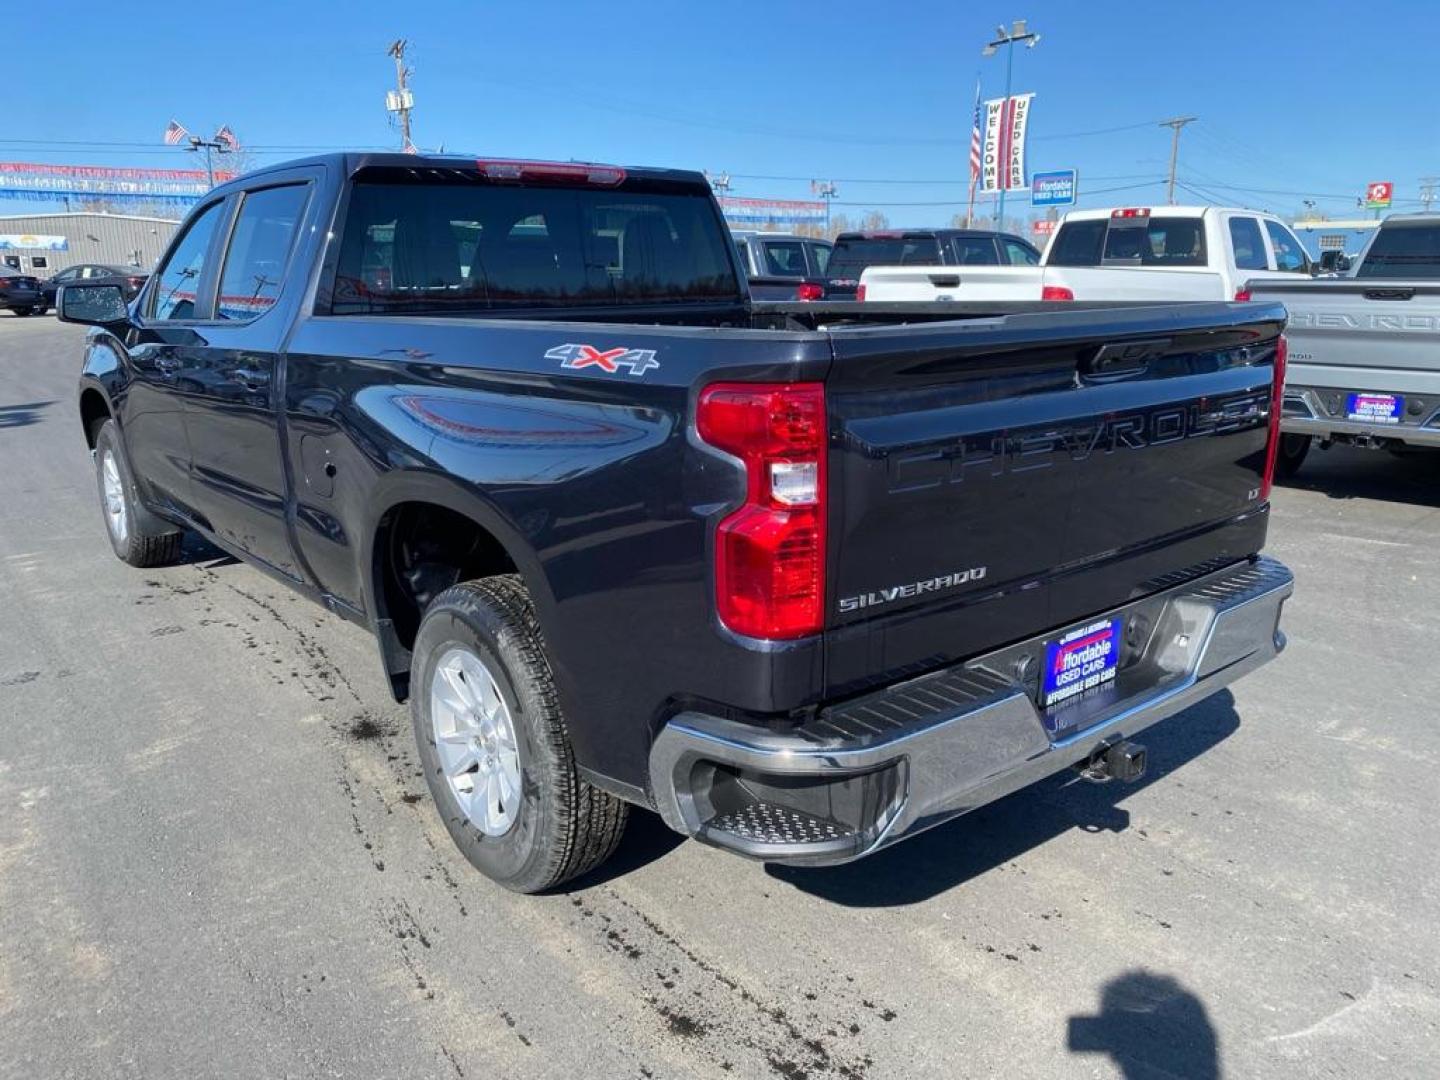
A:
1229,217,1267,270
332,173,739,314
54,267,82,282
1264,220,1308,273
217,185,309,320
762,241,807,276
151,201,225,320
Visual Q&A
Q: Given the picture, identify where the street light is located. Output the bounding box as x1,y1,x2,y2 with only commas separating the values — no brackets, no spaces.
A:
982,18,1040,230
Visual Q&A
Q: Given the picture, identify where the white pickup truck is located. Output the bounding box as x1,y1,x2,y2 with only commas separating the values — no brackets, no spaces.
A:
859,206,1314,302
1248,214,1440,474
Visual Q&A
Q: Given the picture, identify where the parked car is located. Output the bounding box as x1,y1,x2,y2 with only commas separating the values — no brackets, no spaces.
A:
41,264,148,312
827,228,1040,299
731,231,832,301
0,269,45,316
1247,213,1440,474
859,207,1312,302
62,152,1293,893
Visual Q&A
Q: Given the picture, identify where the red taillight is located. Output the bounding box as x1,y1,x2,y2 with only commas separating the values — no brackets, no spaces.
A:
128,276,146,288
1260,335,1287,502
855,283,867,301
697,383,827,640
474,158,626,186
0,279,10,290
1234,288,1252,301
1041,285,1074,301
795,282,824,302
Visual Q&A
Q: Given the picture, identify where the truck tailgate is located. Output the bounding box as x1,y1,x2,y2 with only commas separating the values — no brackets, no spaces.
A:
1246,279,1440,397
822,302,1284,698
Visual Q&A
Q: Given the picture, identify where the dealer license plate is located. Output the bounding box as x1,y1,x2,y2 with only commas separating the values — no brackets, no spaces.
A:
1043,617,1122,710
1346,393,1402,424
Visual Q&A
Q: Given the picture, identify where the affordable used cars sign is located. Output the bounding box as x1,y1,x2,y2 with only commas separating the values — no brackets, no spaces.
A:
1031,170,1077,207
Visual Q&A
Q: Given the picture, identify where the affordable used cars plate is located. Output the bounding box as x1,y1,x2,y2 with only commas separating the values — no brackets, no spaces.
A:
1043,617,1122,710
1346,392,1402,424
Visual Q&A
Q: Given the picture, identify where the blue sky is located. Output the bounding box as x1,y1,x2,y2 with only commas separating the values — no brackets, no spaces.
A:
6,0,1438,226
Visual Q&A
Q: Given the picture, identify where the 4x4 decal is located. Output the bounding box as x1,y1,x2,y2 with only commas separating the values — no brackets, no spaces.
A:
546,343,659,377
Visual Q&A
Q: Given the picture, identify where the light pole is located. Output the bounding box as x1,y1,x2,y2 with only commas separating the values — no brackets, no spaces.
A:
983,19,1039,231
186,135,229,188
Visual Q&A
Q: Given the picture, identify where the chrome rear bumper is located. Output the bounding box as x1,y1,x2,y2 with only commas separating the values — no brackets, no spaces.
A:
650,556,1294,866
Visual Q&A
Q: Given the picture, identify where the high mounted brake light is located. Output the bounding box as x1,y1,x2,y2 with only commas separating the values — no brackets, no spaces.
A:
473,159,627,186
1111,207,1151,219
697,383,827,639
1260,335,1287,502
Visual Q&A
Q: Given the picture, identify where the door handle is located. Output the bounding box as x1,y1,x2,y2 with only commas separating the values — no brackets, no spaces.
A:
233,368,270,390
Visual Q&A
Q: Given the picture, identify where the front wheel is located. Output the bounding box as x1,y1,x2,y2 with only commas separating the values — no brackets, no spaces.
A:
411,575,628,893
1274,433,1311,479
93,420,185,567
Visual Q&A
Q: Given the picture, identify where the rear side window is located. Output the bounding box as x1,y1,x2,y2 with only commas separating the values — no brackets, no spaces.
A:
951,237,998,265
1264,220,1308,273
761,241,807,276
825,236,943,280
1002,238,1040,265
151,200,225,320
217,185,310,320
1229,217,1267,270
1048,219,1107,266
332,174,740,313
1357,223,1440,279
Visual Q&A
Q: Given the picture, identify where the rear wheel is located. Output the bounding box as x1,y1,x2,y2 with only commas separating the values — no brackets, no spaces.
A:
93,421,185,567
411,575,628,893
1274,433,1311,479
11,306,32,317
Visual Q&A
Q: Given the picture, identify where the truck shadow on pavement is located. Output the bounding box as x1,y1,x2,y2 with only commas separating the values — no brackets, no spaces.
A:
1068,970,1220,1079
1282,444,1439,508
0,400,55,429
764,690,1241,907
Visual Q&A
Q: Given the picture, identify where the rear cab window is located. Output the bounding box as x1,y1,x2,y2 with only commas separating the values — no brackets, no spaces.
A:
1049,214,1207,267
825,235,944,281
951,237,999,265
1356,221,1440,279
330,168,741,314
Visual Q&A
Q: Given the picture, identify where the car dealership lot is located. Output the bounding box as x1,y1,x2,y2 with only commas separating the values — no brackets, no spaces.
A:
1,317,1437,1079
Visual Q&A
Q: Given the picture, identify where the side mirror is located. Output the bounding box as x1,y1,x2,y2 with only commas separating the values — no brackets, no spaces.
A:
58,283,129,327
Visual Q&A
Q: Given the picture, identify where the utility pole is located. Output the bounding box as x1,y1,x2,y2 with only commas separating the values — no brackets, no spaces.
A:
982,20,1041,231
386,39,415,153
1159,117,1197,205
1421,176,1439,212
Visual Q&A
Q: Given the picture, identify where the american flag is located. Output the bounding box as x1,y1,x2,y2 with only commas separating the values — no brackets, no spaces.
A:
213,125,240,151
164,119,188,146
968,81,982,182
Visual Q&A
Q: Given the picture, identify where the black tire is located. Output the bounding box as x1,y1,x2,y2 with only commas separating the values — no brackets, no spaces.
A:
11,306,31,317
1274,433,1311,479
94,420,185,567
411,575,628,893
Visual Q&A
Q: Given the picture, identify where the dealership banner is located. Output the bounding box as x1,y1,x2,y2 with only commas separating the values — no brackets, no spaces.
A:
0,161,235,208
980,93,1035,193
718,196,827,227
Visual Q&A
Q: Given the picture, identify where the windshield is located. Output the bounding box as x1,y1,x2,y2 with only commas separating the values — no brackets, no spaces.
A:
1356,221,1440,279
332,173,742,313
825,236,943,281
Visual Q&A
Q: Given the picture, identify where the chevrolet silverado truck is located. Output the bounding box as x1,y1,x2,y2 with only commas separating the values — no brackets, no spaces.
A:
1248,213,1440,475
61,153,1294,893
861,207,1313,303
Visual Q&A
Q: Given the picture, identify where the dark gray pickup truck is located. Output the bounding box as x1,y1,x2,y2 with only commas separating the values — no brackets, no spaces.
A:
60,153,1293,892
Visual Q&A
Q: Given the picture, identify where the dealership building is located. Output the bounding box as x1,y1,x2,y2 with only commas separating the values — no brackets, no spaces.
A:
0,213,179,277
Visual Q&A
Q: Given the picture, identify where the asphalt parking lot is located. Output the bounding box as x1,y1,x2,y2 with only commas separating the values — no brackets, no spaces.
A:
1,314,1437,1080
